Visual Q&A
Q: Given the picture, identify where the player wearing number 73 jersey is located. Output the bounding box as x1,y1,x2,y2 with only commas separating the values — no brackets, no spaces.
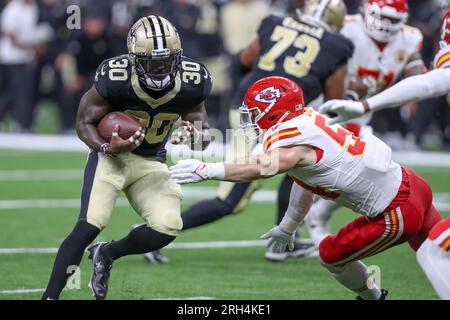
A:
170,76,442,299
42,15,212,300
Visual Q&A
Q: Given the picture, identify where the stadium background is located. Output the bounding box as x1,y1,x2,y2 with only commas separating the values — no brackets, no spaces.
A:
0,0,449,300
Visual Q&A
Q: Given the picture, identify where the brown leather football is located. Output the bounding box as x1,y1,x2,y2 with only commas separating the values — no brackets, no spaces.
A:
97,112,142,141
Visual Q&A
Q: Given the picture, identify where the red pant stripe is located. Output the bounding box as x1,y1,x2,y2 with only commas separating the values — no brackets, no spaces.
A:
359,208,405,259
439,235,450,251
333,209,403,267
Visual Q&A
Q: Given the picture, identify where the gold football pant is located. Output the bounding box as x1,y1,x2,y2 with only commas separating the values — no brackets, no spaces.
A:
79,151,183,236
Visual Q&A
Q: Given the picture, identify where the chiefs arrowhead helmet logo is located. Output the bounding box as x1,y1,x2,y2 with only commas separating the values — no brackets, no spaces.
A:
255,86,281,103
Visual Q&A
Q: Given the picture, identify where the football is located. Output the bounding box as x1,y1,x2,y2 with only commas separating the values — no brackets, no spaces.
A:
97,112,142,141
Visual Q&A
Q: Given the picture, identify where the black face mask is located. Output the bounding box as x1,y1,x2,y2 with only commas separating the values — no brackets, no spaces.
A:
134,53,181,90
136,56,176,77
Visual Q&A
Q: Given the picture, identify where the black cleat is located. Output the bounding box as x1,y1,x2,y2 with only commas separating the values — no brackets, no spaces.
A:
356,288,389,300
88,242,113,300
144,250,170,264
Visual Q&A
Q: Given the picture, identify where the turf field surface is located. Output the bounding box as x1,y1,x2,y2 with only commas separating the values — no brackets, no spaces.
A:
0,150,448,300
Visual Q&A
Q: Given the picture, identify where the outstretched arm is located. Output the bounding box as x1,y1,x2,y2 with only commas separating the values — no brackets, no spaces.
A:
365,68,450,111
169,145,315,184
319,68,450,124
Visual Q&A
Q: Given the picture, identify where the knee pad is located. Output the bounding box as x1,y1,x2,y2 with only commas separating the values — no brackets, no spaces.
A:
144,207,183,237
318,235,337,266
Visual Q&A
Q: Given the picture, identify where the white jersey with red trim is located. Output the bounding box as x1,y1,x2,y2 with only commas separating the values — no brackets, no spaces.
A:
263,109,403,218
341,14,423,97
433,45,450,70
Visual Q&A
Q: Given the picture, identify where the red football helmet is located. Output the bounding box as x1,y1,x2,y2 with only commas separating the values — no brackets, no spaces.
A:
440,11,450,49
363,0,408,43
239,77,305,139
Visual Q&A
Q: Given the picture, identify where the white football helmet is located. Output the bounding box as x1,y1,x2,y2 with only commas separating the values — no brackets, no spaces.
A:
363,0,408,43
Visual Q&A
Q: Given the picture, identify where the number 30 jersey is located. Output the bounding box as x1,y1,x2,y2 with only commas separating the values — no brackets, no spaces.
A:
232,14,354,108
263,109,402,218
94,54,212,161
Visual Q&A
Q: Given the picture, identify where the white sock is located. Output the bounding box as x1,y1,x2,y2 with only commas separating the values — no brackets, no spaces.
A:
325,261,382,300
306,199,339,245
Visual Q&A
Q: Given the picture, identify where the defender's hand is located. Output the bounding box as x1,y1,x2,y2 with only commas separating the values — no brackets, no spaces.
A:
109,124,145,155
169,159,224,184
319,100,366,125
171,120,200,145
261,226,295,253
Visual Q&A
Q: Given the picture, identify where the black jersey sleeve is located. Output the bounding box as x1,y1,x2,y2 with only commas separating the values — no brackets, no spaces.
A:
178,58,213,113
257,14,283,37
93,55,131,104
201,64,213,101
323,33,354,73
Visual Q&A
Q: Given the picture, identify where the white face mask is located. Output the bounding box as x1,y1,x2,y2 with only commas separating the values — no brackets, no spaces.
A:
364,4,405,43
144,74,172,91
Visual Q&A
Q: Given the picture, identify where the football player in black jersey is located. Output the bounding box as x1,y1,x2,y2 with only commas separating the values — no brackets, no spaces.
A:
145,0,354,263
42,15,212,300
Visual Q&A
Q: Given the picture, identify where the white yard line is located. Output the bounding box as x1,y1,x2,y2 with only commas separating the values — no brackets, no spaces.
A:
0,188,277,209
0,239,267,255
1,166,450,181
169,239,266,249
0,169,83,181
1,132,450,166
0,288,214,298
0,191,449,210
0,288,45,294
0,133,87,152
151,296,216,300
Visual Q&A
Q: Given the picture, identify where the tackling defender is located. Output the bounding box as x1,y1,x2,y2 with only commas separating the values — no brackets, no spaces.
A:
42,16,212,300
146,0,354,263
319,11,450,300
169,76,442,299
302,0,426,253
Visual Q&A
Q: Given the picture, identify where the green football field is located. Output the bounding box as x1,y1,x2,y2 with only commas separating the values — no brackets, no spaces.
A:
0,149,448,300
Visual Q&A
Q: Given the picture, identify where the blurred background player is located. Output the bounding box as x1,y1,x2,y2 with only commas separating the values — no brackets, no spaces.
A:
319,10,450,299
145,0,355,264
0,0,53,132
42,15,212,300
0,0,447,141
299,0,426,255
169,76,442,300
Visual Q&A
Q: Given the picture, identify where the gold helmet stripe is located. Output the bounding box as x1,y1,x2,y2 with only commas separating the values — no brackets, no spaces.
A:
314,0,332,21
149,15,165,50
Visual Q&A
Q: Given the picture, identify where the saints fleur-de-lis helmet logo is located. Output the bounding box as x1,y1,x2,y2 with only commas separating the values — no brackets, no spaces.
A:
128,27,137,53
